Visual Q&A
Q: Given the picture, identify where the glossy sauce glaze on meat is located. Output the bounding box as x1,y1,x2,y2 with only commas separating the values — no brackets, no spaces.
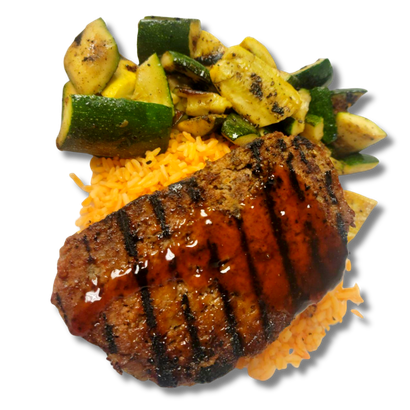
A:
51,132,354,387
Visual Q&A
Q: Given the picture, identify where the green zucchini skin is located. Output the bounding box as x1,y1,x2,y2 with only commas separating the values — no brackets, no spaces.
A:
332,153,379,175
137,17,201,64
307,87,337,144
161,51,212,85
287,58,333,90
57,95,173,158
221,113,259,144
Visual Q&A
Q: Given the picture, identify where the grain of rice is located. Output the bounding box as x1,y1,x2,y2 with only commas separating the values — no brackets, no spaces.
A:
71,130,364,381
351,309,364,318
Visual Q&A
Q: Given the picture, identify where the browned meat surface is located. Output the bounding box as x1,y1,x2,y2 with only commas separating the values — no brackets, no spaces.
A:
51,132,354,387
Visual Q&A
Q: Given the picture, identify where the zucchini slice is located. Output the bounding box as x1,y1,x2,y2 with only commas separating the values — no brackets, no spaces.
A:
331,112,387,157
210,45,301,127
57,94,173,158
307,87,337,144
176,114,226,136
285,58,333,90
132,53,173,112
239,37,277,68
137,16,201,63
193,30,227,66
221,113,259,145
331,153,379,175
64,18,120,95
300,114,324,143
174,87,232,116
101,57,137,99
279,88,311,135
161,51,212,85
331,88,367,114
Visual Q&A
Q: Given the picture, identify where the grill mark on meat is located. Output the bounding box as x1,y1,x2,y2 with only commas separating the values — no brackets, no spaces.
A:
324,170,339,205
263,176,302,304
235,217,272,340
55,293,68,324
286,151,305,202
103,313,118,354
277,138,288,152
181,293,206,364
82,234,95,264
116,207,177,387
116,209,138,258
216,280,244,358
292,137,310,167
248,138,264,173
208,240,244,358
149,193,171,239
184,177,203,203
336,212,348,244
304,220,327,287
196,360,234,384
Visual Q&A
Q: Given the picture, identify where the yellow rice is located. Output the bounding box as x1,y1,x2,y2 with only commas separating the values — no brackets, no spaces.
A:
71,130,364,381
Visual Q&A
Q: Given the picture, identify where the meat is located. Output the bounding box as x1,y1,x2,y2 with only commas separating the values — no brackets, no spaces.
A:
51,132,354,387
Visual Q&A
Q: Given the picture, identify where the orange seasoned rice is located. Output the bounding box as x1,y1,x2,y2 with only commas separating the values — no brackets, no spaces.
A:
71,130,364,381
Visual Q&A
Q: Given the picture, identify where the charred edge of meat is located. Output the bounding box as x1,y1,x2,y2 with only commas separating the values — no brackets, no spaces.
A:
324,170,339,205
169,177,203,203
103,313,118,354
336,212,348,244
55,293,68,324
195,360,235,384
185,177,204,203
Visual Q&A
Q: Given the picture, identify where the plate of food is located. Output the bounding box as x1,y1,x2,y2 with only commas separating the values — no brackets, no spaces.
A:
3,2,408,409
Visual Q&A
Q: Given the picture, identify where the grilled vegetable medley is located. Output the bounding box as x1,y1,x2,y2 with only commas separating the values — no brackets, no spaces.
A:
57,16,386,175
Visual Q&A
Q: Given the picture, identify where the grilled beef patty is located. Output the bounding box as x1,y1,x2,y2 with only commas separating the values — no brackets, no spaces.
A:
52,132,354,387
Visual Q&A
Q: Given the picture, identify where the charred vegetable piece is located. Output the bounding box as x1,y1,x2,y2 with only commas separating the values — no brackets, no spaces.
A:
161,51,212,85
56,94,173,158
210,46,301,127
193,30,227,66
137,16,201,63
176,114,226,136
64,18,120,95
174,87,232,116
331,112,387,157
331,88,367,114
